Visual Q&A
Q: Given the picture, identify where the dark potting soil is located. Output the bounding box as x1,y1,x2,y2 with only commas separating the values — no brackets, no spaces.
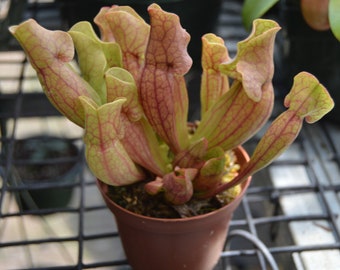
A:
107,149,241,219
107,181,225,218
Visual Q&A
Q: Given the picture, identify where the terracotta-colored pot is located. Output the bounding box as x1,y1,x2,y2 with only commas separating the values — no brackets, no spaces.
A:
97,146,251,270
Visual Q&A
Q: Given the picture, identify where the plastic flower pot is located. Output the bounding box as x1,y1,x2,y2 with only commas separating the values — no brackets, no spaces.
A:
9,136,81,211
96,146,251,270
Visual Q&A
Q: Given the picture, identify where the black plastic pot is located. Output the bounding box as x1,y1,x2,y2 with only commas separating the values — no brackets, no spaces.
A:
9,136,81,212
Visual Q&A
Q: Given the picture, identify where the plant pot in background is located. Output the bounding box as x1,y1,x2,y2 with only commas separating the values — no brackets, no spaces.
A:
97,146,251,270
9,136,81,211
280,0,340,123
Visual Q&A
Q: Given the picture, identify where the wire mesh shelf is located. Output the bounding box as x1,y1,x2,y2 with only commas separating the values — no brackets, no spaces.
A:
1,1,339,269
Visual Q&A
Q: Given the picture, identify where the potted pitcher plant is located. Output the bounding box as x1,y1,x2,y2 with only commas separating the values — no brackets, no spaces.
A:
9,3,334,270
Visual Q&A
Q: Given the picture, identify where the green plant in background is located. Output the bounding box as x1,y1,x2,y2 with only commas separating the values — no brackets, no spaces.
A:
9,3,334,209
242,0,340,41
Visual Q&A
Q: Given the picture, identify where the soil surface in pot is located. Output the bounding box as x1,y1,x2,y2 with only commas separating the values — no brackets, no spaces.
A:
107,150,241,218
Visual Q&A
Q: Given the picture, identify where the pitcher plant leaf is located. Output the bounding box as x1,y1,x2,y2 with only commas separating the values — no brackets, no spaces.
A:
80,96,145,186
200,33,230,117
9,19,101,127
139,3,192,153
209,72,334,197
103,6,150,84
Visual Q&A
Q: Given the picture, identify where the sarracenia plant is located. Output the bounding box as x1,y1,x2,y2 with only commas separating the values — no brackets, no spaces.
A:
10,3,334,206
